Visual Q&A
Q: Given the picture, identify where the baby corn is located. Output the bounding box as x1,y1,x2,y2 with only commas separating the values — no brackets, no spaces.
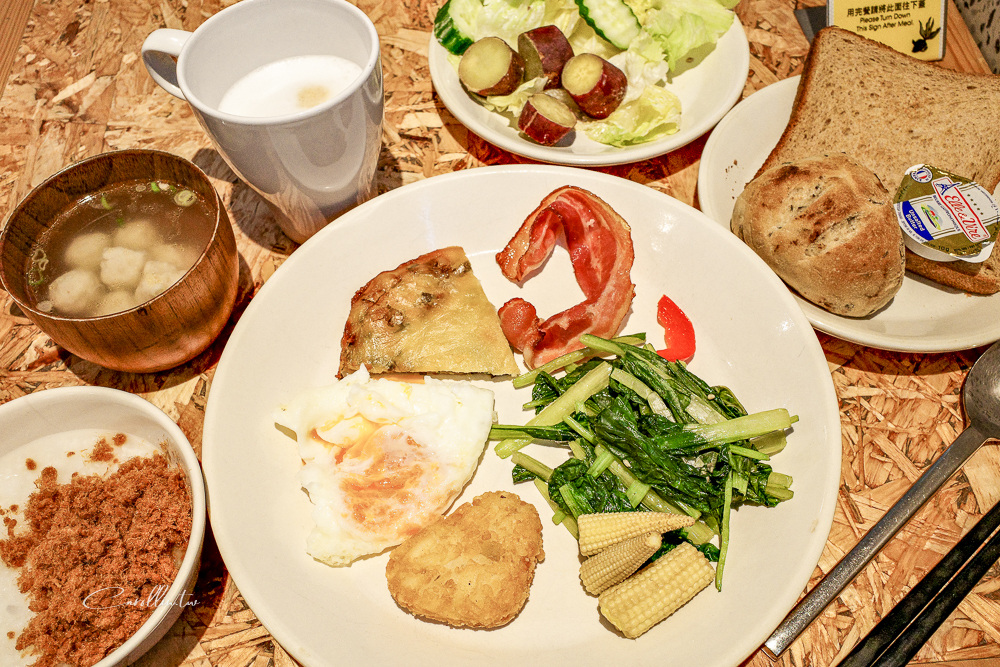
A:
577,511,694,556
598,541,714,639
580,531,661,595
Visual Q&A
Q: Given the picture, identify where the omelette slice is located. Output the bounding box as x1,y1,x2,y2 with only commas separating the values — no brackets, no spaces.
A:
339,246,519,377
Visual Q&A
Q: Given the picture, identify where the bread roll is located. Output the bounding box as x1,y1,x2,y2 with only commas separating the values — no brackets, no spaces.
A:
755,26,1000,294
732,153,905,317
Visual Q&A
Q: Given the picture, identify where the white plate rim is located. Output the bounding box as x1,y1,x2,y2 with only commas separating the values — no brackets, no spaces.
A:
202,164,841,667
428,21,750,166
697,75,800,226
697,77,1000,353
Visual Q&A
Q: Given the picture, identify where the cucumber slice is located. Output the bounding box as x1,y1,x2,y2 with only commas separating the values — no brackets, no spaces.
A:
434,0,483,55
574,0,642,50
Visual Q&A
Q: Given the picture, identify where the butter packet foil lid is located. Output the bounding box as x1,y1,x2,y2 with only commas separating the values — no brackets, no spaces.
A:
894,164,999,263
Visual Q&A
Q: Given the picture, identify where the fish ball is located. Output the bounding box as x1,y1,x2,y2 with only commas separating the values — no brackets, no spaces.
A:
63,232,111,270
93,290,138,317
47,269,104,316
150,243,201,273
113,219,163,251
134,260,184,304
100,247,147,291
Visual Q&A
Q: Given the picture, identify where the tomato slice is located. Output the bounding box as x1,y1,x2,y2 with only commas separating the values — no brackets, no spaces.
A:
655,295,695,362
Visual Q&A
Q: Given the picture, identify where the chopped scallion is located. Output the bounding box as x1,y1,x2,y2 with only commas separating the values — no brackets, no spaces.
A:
174,190,196,206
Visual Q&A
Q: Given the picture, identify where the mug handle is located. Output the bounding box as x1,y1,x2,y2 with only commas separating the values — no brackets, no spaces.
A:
141,29,192,100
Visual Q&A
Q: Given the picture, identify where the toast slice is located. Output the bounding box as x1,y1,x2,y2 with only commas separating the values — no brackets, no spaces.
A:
756,26,1000,294
339,246,520,377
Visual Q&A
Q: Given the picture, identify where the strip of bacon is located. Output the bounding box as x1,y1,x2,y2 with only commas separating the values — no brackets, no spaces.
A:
496,186,635,369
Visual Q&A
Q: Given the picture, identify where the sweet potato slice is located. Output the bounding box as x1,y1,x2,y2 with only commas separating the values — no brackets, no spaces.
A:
518,93,577,145
561,53,627,119
517,25,574,89
458,36,525,96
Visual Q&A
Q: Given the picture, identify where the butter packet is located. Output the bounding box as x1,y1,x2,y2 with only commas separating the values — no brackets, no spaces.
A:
893,164,1000,263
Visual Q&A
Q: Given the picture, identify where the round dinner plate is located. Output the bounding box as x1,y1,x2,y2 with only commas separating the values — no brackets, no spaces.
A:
698,76,1000,353
428,21,750,166
202,165,840,667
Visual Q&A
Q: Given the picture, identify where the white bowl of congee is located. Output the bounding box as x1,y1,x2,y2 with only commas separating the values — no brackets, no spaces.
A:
0,385,206,667
0,149,239,372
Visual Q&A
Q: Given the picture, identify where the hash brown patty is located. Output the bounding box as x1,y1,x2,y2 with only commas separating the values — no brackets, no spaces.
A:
385,491,544,628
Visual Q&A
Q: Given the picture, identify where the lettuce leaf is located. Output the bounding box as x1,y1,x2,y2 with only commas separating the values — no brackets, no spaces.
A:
474,0,545,49
482,76,548,114
543,0,584,36
567,18,620,59
469,0,582,47
622,0,663,23
641,0,734,70
580,85,681,147
474,0,547,45
608,31,669,104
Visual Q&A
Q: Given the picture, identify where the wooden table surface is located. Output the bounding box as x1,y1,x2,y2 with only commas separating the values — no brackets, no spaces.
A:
1,0,999,665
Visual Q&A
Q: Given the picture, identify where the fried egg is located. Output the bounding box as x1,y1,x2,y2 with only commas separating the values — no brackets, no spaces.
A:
273,367,495,567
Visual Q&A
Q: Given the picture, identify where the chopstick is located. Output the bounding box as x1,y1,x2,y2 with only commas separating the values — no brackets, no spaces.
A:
839,498,1000,667
763,424,990,658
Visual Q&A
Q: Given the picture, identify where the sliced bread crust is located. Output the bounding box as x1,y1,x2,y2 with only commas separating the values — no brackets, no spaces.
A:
903,248,1000,295
757,26,1000,294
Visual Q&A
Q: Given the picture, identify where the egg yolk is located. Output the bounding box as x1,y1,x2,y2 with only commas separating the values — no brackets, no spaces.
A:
323,419,445,540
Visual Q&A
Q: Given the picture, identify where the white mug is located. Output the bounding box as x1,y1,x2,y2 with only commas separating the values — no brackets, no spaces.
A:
142,0,383,244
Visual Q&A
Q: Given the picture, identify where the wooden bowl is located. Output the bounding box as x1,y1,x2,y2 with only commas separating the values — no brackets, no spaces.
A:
0,149,238,373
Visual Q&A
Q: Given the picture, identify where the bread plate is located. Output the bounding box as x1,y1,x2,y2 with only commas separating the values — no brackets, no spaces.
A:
202,164,840,667
698,76,1000,353
428,21,749,166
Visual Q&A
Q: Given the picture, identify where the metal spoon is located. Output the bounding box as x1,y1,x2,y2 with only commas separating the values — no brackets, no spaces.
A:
763,339,1000,660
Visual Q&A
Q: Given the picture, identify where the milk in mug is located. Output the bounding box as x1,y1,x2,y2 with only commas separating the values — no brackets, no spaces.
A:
218,54,363,118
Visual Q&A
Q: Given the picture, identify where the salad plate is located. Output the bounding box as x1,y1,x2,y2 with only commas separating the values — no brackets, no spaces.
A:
202,165,840,667
698,76,1000,353
428,20,750,166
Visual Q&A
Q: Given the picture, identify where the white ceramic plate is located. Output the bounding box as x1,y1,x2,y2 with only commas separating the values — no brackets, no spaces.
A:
428,21,750,166
698,76,1000,353
202,165,840,667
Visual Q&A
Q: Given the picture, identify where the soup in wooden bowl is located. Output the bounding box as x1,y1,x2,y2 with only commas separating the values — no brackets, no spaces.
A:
0,149,238,373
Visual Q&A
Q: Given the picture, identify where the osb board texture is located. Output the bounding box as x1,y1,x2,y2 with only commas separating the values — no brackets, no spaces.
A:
0,0,997,665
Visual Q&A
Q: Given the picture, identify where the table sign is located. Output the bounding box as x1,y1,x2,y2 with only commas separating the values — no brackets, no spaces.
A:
827,0,946,60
